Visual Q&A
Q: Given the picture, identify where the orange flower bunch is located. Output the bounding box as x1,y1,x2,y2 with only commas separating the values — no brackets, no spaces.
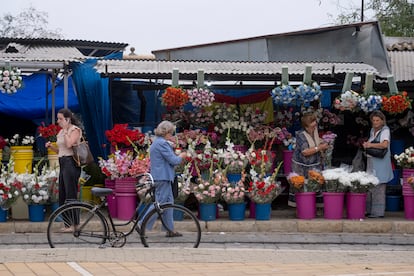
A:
381,91,411,115
289,175,305,191
161,87,189,108
308,170,325,185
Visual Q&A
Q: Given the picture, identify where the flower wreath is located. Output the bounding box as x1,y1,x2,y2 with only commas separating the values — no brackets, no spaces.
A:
0,66,23,94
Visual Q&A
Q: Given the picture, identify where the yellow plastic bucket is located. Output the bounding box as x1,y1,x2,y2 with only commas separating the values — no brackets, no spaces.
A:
47,142,59,169
11,146,34,173
81,186,93,202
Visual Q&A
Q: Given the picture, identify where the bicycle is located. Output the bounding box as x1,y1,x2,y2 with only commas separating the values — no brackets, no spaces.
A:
47,173,201,248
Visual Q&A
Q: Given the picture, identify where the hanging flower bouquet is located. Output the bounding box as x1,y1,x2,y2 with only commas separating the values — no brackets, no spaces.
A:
0,66,23,94
38,123,62,142
271,84,297,105
333,90,360,112
161,86,189,108
381,91,411,115
296,82,322,107
358,93,383,113
187,87,215,108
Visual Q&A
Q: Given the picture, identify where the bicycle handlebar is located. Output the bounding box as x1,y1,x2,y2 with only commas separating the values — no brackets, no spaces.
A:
135,172,155,190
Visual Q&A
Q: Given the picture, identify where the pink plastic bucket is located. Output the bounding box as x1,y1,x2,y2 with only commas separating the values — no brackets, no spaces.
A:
116,192,137,220
296,192,316,219
404,195,414,220
323,192,344,219
115,178,137,193
346,192,367,220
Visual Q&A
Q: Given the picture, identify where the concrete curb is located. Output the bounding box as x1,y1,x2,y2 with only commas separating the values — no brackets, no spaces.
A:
2,217,414,234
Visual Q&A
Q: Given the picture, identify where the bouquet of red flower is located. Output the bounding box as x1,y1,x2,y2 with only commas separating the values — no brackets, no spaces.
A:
38,123,62,142
382,91,411,115
105,124,145,149
0,136,6,149
161,87,189,108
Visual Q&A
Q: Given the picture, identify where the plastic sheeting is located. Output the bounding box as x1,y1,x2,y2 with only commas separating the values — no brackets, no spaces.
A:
0,73,79,121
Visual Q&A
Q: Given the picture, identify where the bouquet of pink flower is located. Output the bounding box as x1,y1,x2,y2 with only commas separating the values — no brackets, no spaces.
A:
221,175,246,204
187,87,215,108
128,155,150,177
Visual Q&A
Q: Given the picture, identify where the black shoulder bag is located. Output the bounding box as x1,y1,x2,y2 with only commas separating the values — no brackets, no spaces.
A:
364,130,387,159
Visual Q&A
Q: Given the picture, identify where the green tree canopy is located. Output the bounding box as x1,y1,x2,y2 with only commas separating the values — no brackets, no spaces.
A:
330,0,414,36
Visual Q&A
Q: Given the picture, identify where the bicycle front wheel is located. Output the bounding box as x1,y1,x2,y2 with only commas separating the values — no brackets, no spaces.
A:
47,202,109,248
140,203,201,248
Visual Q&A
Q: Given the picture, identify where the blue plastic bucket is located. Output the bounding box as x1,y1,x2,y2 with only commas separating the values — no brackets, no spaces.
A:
386,195,401,211
28,204,45,222
388,169,401,186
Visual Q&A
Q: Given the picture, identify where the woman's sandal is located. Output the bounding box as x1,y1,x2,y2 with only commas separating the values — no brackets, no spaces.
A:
166,231,183,237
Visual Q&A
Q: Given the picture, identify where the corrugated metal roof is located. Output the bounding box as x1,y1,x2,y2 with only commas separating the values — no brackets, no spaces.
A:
152,21,379,53
0,43,86,62
0,37,128,49
388,51,414,82
388,42,414,51
0,37,128,58
95,59,378,82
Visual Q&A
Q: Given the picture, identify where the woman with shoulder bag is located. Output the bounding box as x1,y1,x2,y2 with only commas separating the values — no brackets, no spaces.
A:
362,110,393,218
45,108,82,231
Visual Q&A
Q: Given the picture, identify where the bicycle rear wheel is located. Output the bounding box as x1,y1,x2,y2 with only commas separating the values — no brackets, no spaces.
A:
47,202,108,248
140,203,201,248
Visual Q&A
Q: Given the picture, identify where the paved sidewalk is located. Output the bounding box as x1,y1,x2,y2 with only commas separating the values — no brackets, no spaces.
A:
1,247,414,275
